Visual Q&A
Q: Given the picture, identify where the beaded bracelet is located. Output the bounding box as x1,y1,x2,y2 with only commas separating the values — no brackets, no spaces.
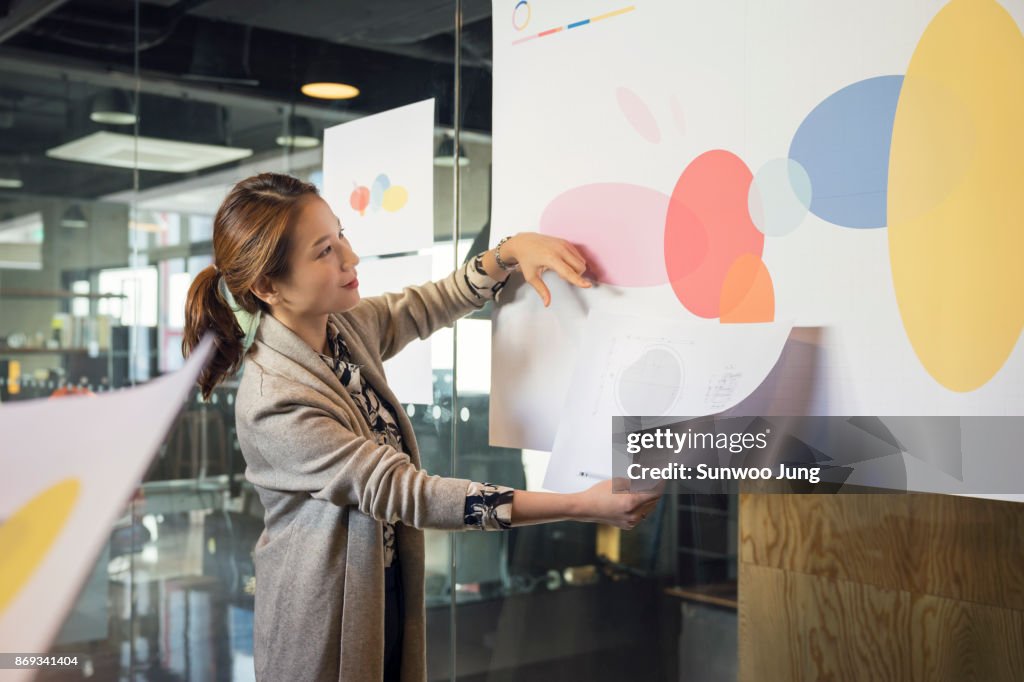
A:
494,235,520,272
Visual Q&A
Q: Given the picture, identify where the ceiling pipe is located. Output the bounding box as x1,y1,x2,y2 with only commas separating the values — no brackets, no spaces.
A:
0,0,69,44
0,47,494,143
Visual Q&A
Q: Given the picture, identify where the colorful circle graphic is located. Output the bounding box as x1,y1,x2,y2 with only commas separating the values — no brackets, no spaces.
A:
513,1,531,31
0,478,81,615
888,0,1024,392
664,150,763,318
540,183,670,287
789,76,903,229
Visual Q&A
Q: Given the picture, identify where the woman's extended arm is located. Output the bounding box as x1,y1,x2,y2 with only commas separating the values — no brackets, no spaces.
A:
239,377,661,532
510,480,661,530
350,232,592,361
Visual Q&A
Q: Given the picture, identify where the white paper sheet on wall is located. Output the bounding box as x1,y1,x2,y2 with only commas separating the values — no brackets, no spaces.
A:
543,312,793,493
323,99,434,257
0,336,214,678
489,0,1024,454
356,254,434,405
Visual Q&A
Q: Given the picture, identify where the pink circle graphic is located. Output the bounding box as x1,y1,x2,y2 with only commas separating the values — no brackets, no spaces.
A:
540,183,671,287
665,150,763,318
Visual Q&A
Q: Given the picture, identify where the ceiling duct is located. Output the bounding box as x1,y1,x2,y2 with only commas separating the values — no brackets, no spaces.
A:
184,21,258,86
188,0,491,66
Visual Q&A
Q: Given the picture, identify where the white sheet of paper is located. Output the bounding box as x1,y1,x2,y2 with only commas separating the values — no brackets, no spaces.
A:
490,276,696,450
489,0,1024,451
543,312,793,493
323,99,434,257
356,254,434,405
0,335,214,674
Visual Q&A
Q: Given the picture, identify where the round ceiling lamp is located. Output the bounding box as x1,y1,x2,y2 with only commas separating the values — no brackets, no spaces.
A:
0,161,22,189
90,90,136,126
300,82,360,100
276,116,320,148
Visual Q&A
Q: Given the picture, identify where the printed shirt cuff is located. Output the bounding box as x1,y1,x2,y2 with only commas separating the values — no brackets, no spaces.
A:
457,252,511,306
463,482,514,530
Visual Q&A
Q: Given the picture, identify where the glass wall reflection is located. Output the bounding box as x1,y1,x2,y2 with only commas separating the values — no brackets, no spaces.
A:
447,7,735,681
2,2,738,681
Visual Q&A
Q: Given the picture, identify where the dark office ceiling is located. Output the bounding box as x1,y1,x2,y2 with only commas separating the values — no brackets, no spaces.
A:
0,0,493,200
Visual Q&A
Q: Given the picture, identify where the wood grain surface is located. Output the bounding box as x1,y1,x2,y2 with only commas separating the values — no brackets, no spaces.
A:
739,493,1024,681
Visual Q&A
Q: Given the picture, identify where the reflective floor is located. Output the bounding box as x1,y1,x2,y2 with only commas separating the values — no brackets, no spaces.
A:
41,481,262,681
37,479,727,681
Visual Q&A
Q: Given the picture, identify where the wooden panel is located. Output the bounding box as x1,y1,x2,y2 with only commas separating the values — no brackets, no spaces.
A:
909,494,1024,611
741,493,1024,610
739,493,914,591
739,563,912,682
740,493,1024,681
911,593,1024,681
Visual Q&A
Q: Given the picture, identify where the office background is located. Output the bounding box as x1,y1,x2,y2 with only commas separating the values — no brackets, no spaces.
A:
0,1,1020,681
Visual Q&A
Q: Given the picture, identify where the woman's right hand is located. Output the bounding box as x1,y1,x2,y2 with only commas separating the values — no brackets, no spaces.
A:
571,478,663,530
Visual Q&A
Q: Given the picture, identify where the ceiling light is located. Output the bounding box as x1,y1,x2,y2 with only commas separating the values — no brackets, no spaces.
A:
0,161,23,188
61,205,88,229
90,90,136,126
434,137,469,167
276,116,320,148
276,134,319,148
301,82,360,100
129,220,165,233
47,131,253,173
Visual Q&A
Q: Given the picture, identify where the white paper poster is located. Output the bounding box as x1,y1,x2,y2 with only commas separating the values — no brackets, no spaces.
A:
323,99,434,257
544,312,793,492
490,0,1024,451
356,254,435,404
0,336,214,677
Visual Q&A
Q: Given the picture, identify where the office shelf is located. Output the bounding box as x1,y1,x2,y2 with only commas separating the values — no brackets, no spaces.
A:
0,347,98,354
0,288,126,300
664,582,738,610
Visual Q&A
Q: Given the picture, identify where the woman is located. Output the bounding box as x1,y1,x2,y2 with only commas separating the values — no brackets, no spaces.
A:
182,173,660,682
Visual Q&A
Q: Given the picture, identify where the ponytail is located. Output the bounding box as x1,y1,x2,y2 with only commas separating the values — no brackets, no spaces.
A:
182,265,246,400
180,172,319,399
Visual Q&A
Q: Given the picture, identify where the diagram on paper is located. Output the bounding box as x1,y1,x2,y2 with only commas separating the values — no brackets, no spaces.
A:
544,312,793,492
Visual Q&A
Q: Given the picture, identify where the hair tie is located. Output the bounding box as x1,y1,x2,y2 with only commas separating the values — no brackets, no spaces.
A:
217,275,262,352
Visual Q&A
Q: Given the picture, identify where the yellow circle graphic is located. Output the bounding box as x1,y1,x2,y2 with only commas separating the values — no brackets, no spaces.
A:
0,478,81,615
888,0,1024,391
382,185,409,212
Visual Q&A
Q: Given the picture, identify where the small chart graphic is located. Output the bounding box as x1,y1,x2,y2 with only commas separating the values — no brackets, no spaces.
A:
349,173,408,216
613,343,685,416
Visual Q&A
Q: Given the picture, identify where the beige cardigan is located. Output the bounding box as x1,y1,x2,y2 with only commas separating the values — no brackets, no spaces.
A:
235,269,487,681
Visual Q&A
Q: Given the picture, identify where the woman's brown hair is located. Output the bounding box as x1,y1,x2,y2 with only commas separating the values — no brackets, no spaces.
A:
182,172,319,399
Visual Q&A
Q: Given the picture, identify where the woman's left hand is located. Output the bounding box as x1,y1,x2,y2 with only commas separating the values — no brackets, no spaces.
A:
501,233,592,307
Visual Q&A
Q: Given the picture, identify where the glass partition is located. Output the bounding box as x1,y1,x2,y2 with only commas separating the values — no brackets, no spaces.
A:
2,2,460,679
447,7,714,679
3,2,737,680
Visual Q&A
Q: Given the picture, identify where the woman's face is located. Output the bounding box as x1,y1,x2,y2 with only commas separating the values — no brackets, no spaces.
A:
273,195,361,316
